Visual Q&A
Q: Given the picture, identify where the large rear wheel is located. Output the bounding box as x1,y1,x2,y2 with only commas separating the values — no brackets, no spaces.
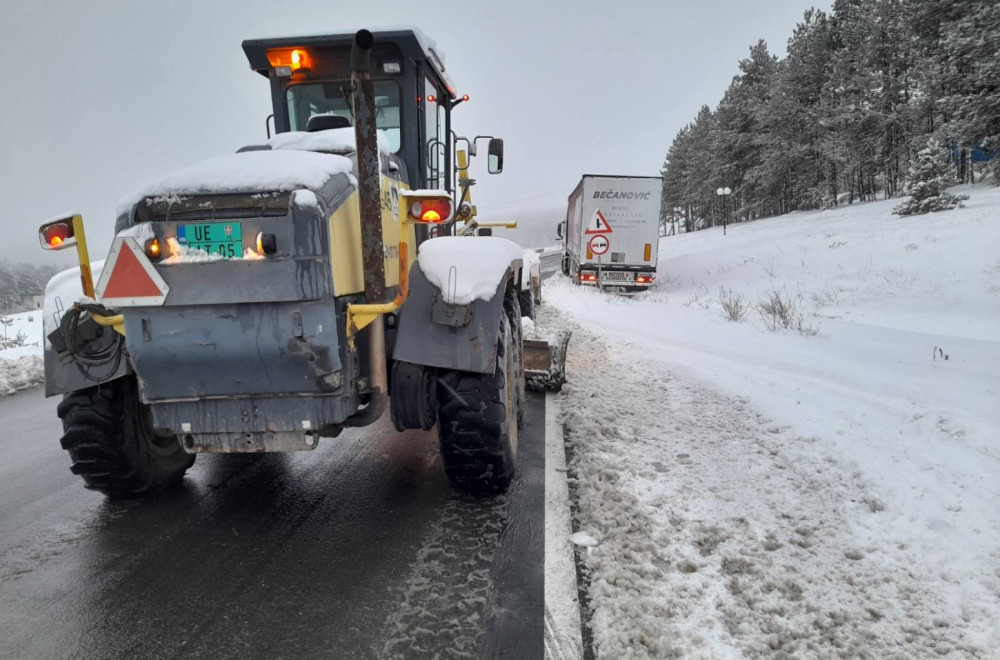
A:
57,377,195,498
437,312,519,495
505,286,526,429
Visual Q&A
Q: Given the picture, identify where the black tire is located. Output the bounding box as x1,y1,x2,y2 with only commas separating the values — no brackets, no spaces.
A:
57,377,195,498
505,286,526,429
437,312,519,495
561,253,570,276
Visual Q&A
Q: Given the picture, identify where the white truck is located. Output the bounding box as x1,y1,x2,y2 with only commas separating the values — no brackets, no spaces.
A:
558,175,661,292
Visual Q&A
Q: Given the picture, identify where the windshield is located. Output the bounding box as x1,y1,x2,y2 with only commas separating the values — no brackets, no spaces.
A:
285,80,401,152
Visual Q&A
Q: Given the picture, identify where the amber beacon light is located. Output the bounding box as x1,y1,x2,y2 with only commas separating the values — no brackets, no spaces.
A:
266,48,312,72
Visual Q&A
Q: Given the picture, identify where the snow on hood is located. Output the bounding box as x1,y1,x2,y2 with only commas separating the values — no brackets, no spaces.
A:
266,127,392,156
417,236,523,305
116,150,353,217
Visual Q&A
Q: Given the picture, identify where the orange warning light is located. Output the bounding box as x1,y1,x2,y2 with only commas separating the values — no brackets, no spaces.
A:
40,221,74,250
427,94,436,103
145,238,162,260
409,199,452,223
462,94,470,102
266,48,312,71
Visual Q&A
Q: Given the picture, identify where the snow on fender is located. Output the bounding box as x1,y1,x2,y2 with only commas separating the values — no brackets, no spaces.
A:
417,236,523,305
521,250,541,291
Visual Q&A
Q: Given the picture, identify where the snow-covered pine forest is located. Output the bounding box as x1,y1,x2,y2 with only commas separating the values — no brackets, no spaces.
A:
661,0,1000,231
0,262,62,315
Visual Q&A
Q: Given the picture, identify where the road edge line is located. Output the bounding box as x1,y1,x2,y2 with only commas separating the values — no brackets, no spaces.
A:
543,392,585,660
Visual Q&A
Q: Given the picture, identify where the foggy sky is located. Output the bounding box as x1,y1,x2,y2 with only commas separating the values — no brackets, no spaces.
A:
0,0,826,263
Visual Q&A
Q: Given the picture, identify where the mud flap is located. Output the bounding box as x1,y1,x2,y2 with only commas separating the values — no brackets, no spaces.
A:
523,331,571,392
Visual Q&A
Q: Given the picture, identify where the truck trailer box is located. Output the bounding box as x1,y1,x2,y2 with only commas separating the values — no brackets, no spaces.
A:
561,175,661,290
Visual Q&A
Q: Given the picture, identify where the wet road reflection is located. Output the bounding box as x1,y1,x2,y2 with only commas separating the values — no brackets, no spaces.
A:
0,388,544,659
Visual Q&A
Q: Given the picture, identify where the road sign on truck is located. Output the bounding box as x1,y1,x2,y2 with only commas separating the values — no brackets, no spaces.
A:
558,175,661,291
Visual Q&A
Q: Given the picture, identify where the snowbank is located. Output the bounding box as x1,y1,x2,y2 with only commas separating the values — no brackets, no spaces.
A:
0,310,44,395
116,150,353,217
545,182,1000,656
417,236,523,304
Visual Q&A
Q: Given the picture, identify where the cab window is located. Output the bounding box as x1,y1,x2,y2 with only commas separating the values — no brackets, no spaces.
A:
286,80,402,152
424,78,445,189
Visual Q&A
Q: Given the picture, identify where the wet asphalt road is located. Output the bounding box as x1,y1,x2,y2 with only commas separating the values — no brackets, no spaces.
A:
0,386,544,659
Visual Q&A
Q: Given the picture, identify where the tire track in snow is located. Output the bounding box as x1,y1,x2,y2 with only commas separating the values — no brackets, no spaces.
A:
380,495,507,659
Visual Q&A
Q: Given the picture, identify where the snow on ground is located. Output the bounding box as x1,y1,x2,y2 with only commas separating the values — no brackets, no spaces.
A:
0,310,44,395
542,182,1000,658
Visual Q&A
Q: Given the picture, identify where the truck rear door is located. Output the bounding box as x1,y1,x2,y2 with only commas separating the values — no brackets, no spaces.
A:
580,177,660,268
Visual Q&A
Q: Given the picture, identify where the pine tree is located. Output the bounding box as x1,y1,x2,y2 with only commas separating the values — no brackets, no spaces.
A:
714,40,779,220
937,1,1000,183
761,9,837,210
893,138,968,215
659,0,994,230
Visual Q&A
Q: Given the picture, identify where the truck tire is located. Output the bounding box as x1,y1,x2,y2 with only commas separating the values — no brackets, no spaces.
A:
505,286,527,428
437,312,519,495
57,377,195,498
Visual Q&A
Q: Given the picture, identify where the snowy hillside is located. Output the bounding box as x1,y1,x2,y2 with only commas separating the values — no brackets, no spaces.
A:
0,310,44,395
543,182,1000,657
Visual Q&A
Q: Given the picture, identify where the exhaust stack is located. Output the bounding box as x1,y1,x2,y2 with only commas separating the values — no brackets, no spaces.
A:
350,29,386,304
349,29,389,424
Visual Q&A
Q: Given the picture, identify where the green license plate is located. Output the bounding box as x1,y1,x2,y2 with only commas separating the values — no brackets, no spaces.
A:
177,222,242,258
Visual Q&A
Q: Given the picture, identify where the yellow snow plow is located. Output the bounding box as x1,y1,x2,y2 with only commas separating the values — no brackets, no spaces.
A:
524,331,571,392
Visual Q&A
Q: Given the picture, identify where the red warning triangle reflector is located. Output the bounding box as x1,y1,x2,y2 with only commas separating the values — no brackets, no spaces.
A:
95,237,169,307
584,209,612,234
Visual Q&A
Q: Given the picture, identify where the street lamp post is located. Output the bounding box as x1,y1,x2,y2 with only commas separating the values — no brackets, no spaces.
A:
716,187,732,235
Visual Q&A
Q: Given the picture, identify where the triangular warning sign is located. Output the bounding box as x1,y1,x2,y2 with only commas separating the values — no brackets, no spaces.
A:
95,237,169,307
584,209,612,234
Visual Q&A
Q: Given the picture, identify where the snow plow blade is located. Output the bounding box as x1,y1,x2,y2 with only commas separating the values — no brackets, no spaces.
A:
523,331,571,392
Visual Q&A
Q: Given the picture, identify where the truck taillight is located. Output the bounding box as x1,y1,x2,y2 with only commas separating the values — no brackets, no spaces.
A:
409,199,452,223
401,191,454,225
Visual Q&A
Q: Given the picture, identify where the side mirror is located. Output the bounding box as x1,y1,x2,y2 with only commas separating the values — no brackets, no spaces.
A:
556,221,564,240
487,138,504,174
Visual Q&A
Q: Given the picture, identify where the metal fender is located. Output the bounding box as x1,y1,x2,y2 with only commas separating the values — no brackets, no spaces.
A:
41,262,131,397
393,264,514,374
